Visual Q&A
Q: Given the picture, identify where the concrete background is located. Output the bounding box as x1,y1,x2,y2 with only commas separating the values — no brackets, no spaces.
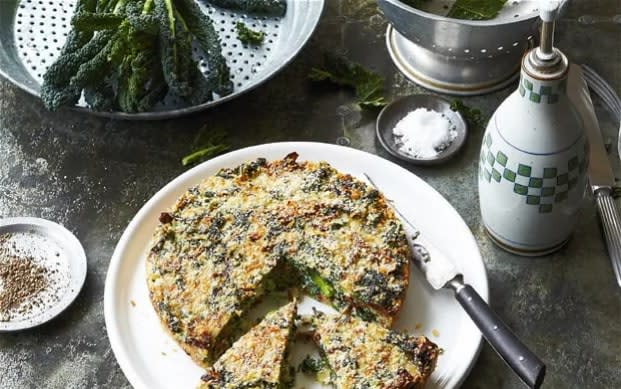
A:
0,0,620,388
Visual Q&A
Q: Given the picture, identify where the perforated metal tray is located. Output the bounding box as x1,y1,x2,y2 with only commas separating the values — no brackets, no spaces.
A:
0,0,324,119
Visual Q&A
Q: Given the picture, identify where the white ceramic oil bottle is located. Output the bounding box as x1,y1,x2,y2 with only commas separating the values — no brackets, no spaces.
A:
478,2,588,256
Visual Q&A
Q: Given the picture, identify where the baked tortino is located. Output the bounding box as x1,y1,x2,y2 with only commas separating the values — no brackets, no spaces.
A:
146,153,410,366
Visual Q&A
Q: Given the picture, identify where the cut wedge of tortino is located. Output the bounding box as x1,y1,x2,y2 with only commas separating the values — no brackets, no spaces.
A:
312,313,440,389
198,301,298,389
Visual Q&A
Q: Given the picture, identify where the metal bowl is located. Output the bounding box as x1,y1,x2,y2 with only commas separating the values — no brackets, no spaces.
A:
376,94,467,165
0,0,323,120
378,0,569,95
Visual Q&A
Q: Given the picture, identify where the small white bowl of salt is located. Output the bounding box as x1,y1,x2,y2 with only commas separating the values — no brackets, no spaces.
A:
376,95,467,165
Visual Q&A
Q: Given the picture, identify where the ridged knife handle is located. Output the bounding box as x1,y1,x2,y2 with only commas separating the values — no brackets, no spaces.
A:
451,281,546,389
594,189,621,287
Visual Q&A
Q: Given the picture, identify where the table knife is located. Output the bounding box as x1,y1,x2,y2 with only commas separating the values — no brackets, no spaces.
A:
570,66,621,288
409,237,545,389
363,174,546,389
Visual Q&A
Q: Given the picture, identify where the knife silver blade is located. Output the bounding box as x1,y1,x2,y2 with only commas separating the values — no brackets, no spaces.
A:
570,66,615,190
361,173,459,289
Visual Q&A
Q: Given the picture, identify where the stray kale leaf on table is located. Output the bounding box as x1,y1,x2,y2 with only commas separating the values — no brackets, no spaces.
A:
450,99,484,128
181,127,230,166
309,54,387,109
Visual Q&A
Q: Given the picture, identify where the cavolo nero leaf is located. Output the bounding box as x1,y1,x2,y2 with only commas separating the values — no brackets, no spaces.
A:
235,22,265,45
446,0,507,20
450,99,484,128
399,0,507,20
299,355,335,385
205,0,287,17
182,144,230,167
181,127,230,166
309,270,335,299
309,54,387,109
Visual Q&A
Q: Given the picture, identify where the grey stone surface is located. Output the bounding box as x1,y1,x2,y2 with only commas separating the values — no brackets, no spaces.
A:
0,0,620,388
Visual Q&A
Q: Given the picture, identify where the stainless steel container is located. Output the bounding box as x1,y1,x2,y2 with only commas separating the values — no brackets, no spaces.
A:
378,0,569,95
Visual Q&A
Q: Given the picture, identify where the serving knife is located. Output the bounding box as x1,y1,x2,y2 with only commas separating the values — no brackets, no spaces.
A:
570,65,621,288
363,174,546,389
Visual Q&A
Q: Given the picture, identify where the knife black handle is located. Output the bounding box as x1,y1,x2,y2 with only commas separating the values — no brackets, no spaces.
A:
452,282,546,389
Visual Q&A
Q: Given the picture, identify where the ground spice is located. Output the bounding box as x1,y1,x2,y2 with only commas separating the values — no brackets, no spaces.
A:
0,256,49,318
0,232,63,322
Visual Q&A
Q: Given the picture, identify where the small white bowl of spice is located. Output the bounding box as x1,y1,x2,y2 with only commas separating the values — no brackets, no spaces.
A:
376,95,468,165
0,217,87,331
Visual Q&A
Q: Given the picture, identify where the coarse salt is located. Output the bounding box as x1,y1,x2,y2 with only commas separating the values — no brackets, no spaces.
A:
392,108,457,159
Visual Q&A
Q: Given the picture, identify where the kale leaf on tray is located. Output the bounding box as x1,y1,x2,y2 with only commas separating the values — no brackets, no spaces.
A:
40,0,285,113
41,0,230,112
205,0,286,17
236,22,266,45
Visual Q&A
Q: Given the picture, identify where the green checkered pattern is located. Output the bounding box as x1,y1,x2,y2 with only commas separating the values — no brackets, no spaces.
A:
480,133,588,213
518,77,566,105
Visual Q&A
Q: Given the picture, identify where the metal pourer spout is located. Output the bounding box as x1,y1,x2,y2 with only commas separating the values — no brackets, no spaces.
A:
524,0,567,79
537,16,557,62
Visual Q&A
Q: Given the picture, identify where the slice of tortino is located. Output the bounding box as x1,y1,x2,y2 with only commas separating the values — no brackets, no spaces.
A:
146,165,288,367
199,301,298,389
311,313,440,389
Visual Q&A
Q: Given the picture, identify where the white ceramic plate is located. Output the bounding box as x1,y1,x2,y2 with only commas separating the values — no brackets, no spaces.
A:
104,142,488,389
